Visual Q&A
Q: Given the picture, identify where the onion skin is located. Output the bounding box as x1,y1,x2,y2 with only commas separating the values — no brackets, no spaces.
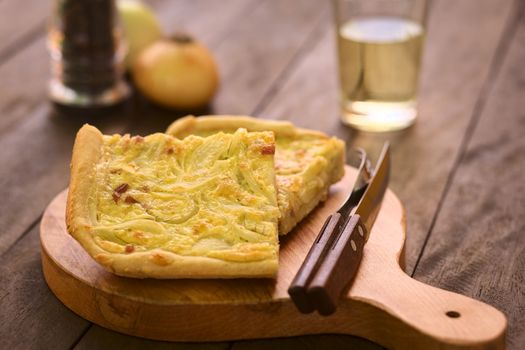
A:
132,38,219,110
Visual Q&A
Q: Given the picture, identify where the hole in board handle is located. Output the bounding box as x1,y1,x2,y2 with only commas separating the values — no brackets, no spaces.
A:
446,311,461,318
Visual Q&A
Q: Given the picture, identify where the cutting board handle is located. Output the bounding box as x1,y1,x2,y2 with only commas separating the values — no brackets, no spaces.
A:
357,264,507,349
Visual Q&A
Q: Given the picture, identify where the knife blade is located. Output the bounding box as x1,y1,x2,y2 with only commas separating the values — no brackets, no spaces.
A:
287,148,371,313
306,142,390,315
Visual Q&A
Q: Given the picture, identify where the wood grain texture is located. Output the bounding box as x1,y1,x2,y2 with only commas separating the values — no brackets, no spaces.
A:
0,39,49,133
41,167,506,349
74,325,229,350
258,0,517,275
414,7,525,349
150,0,258,49
230,334,383,350
211,0,328,115
0,0,51,64
0,225,89,349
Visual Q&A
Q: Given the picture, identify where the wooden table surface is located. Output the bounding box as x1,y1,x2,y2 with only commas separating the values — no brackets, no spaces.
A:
1,0,524,349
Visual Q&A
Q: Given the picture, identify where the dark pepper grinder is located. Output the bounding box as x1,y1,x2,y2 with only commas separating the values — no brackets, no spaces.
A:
48,0,129,108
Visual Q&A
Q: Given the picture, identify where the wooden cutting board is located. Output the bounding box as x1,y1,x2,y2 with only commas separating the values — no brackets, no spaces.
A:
40,166,506,349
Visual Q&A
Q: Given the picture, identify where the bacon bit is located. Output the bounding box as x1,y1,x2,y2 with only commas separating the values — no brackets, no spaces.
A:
124,195,139,204
125,245,135,253
166,147,174,154
261,144,275,155
112,183,129,203
115,183,129,194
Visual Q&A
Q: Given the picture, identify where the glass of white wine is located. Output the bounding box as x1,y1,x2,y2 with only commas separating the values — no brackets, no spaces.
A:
333,0,428,132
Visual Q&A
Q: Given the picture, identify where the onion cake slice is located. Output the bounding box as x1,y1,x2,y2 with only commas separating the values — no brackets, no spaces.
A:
66,124,280,278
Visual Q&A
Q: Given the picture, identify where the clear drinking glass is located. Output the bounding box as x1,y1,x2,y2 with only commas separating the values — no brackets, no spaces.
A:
333,0,428,132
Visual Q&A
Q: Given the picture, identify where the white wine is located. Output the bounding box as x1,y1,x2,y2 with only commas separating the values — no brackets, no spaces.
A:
337,17,424,131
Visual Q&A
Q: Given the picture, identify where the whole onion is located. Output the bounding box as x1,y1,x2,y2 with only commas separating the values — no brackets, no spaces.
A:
132,34,219,110
117,0,163,69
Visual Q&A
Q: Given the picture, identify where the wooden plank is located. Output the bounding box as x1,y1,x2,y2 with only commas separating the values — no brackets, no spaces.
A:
211,0,328,115
413,7,525,349
231,335,383,350
0,226,89,349
74,325,230,350
150,0,258,49
0,0,51,64
257,0,516,274
0,39,49,133
0,0,253,66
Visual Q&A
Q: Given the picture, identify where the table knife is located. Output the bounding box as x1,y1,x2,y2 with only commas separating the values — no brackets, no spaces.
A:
289,143,390,315
288,147,371,313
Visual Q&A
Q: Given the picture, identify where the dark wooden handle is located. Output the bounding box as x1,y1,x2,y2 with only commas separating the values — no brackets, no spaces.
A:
288,213,342,313
306,214,367,315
